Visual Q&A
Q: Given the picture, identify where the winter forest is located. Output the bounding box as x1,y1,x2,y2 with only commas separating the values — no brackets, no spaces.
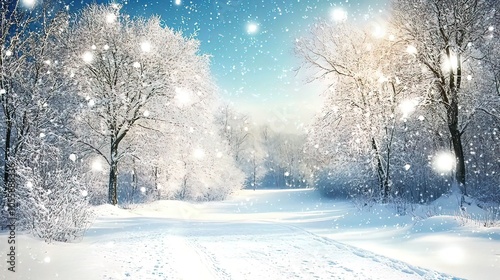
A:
0,0,499,279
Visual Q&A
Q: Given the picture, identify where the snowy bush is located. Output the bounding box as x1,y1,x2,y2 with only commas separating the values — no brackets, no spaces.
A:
15,141,94,243
17,174,94,243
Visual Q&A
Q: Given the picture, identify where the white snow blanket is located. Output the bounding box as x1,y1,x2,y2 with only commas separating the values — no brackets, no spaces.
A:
1,189,499,279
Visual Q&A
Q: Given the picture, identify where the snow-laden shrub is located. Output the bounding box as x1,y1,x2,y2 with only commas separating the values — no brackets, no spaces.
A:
16,141,94,243
17,173,94,242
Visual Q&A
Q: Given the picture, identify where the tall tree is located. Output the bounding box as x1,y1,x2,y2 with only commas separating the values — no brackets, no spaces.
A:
296,20,422,199
66,4,209,204
123,74,246,201
1,0,63,193
0,1,92,239
1,0,74,200
390,0,499,194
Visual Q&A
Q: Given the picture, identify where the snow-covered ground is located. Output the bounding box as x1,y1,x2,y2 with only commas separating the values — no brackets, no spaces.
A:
1,189,499,279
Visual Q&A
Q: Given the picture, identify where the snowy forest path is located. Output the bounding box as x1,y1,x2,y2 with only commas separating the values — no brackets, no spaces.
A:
88,219,231,280
86,216,458,280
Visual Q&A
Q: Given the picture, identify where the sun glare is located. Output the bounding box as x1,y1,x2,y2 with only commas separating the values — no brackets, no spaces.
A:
331,8,347,22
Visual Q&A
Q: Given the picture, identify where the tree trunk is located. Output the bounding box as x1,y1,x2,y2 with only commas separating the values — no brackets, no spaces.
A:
252,158,257,191
371,138,388,199
3,116,12,191
446,48,466,195
131,162,137,204
108,144,119,205
447,99,466,194
153,166,160,200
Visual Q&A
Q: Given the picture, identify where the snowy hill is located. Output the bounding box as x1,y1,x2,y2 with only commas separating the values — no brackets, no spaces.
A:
1,189,499,279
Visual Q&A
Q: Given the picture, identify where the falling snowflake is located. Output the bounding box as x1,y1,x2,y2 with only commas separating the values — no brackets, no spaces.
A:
91,159,104,172
82,51,93,63
106,13,117,23
140,41,151,53
193,148,205,159
406,45,417,54
399,99,418,118
246,22,259,34
22,0,36,8
433,152,456,173
69,154,77,162
174,87,192,106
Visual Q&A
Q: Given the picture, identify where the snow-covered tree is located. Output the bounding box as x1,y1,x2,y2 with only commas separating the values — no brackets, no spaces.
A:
136,86,245,201
259,126,308,189
243,133,268,190
0,0,93,239
217,104,251,164
297,20,426,199
390,0,500,195
216,105,272,190
66,4,212,205
16,140,94,243
1,0,69,199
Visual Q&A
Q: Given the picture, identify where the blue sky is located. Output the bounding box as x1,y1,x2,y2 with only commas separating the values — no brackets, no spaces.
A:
68,0,387,130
